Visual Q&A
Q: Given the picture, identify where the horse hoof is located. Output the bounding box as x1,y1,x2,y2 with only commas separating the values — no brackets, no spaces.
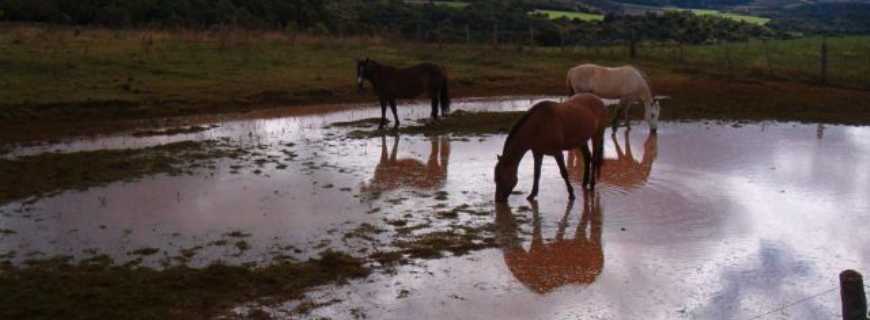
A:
526,195,537,201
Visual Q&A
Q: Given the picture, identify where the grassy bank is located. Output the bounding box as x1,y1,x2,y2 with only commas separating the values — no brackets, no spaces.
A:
0,251,370,320
1,24,869,143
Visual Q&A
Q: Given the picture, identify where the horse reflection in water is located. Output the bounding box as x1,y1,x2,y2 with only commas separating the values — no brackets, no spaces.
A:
495,192,603,294
569,131,658,189
360,134,450,194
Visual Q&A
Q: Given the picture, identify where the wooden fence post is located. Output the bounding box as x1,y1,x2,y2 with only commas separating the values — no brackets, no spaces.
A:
493,23,499,48
820,36,829,85
416,21,422,42
465,24,470,44
763,39,772,76
725,44,733,80
840,270,867,320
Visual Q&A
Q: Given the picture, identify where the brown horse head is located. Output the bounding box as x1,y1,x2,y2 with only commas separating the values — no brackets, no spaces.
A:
494,155,519,203
496,193,604,294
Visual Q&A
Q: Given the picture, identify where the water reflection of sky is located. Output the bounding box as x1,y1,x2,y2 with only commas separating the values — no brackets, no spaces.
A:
305,122,870,319
2,97,870,319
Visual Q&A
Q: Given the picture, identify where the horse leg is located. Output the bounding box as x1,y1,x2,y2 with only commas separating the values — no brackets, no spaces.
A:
579,143,592,189
389,99,400,129
611,104,622,133
527,152,543,201
624,103,632,131
593,130,605,185
430,95,440,120
554,152,575,200
378,98,387,129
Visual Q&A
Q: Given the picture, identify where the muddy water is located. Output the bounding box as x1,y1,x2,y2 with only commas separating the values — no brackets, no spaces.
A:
3,97,870,319
0,96,548,266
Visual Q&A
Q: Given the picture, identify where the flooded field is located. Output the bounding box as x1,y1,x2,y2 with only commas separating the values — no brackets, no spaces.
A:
2,97,870,319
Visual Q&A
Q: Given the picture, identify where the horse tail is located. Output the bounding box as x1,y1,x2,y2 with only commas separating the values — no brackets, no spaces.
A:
440,75,451,113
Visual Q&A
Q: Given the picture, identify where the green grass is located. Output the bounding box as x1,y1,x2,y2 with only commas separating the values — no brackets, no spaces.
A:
0,251,370,320
667,8,770,25
0,24,869,141
532,9,604,22
628,36,870,87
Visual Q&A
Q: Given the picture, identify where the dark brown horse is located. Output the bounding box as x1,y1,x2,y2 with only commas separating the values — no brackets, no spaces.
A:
495,193,603,294
494,94,608,203
356,58,451,129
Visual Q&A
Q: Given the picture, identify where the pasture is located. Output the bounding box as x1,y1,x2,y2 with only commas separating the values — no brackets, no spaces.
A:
2,23,870,319
667,8,771,25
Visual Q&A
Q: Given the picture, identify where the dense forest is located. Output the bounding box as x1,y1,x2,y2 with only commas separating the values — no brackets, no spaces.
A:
0,0,855,46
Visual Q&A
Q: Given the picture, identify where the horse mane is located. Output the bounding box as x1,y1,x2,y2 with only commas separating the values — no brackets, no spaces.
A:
503,101,551,153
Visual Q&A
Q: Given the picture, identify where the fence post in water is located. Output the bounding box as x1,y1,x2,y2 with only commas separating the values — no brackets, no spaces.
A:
820,36,829,85
840,270,867,320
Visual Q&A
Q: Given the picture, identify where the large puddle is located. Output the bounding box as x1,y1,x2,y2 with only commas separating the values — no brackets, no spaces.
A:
2,97,870,319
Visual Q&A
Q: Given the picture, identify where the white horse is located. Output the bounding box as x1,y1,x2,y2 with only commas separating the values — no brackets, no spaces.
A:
567,64,666,133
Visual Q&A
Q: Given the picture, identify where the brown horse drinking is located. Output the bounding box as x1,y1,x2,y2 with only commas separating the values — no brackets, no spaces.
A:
356,58,451,129
494,94,608,203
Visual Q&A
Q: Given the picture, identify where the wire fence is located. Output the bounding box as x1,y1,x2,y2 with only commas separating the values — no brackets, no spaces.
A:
416,25,870,90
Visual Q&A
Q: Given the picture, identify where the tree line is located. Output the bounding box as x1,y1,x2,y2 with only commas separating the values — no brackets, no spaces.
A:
0,0,777,46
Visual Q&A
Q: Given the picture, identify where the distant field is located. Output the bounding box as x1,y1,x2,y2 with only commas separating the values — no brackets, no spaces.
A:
619,3,770,25
532,9,605,22
666,8,771,25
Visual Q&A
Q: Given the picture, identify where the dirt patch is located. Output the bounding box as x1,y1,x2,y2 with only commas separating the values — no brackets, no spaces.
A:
657,77,870,124
131,125,219,137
